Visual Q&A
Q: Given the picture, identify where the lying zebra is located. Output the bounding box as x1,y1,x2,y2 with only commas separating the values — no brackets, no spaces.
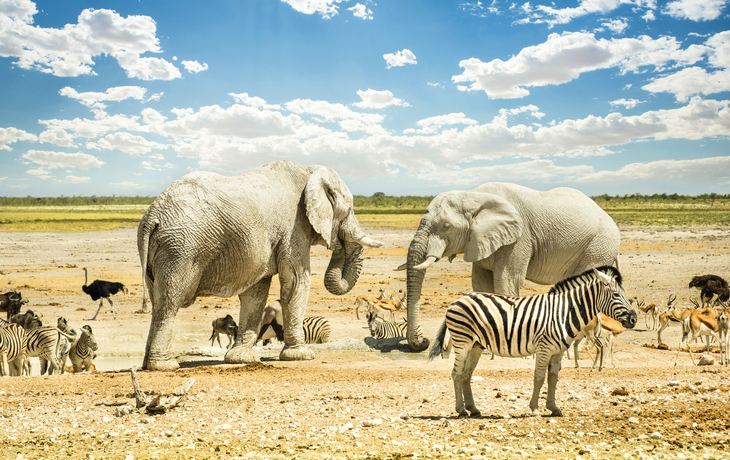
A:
366,311,423,340
428,266,637,418
256,300,332,345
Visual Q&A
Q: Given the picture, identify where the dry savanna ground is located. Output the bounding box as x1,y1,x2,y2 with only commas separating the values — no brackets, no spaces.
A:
1,223,729,460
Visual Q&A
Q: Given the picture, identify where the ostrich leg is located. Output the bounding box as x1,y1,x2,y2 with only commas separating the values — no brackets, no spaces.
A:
108,298,117,320
90,299,104,320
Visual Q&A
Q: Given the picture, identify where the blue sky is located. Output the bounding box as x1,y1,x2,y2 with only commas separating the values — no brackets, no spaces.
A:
0,0,729,198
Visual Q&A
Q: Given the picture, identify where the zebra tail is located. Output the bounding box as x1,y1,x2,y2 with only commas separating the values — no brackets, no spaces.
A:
427,320,448,362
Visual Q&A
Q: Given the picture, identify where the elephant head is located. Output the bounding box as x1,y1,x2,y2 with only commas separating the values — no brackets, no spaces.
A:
399,191,523,351
305,167,382,296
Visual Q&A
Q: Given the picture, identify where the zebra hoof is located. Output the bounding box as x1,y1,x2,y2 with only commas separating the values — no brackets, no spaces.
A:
280,345,315,361
224,346,260,364
143,358,180,371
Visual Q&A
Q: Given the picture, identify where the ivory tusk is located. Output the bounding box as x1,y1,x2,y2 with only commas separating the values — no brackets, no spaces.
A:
358,236,384,248
414,256,437,270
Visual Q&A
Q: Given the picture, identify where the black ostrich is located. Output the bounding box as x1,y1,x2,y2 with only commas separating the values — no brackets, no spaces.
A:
688,274,730,305
82,267,128,320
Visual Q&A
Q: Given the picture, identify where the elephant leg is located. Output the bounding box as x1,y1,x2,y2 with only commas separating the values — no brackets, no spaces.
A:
225,277,272,364
471,265,494,293
279,262,315,361
545,353,563,417
142,275,193,371
529,348,553,416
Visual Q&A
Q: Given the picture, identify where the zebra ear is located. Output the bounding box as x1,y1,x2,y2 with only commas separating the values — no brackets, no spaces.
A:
464,193,522,263
592,268,611,285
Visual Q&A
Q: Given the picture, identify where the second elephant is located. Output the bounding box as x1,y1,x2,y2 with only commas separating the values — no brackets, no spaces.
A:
399,182,621,351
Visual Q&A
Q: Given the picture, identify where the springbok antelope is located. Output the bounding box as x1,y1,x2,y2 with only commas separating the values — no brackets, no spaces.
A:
573,313,626,370
674,311,727,366
372,293,406,322
635,299,659,330
656,295,718,344
354,295,379,320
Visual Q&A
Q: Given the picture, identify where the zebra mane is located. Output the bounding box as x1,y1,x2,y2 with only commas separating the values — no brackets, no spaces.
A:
549,265,622,294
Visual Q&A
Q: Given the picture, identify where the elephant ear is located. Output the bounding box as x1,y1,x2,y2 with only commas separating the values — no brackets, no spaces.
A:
304,167,336,249
463,194,523,263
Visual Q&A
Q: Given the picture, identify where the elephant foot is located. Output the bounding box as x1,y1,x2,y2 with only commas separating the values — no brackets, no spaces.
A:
143,357,180,371
224,346,260,364
280,344,315,361
408,336,430,352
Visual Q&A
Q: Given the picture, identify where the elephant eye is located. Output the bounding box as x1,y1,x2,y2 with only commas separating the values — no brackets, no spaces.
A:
443,223,450,230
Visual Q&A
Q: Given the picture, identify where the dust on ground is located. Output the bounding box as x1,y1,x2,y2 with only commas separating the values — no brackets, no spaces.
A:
1,224,729,459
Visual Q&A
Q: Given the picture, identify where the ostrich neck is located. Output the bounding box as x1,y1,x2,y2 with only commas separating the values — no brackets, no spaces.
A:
84,269,88,285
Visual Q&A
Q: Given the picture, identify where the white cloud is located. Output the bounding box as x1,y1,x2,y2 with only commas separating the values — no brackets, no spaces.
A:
21,150,105,170
39,128,75,147
453,32,708,99
285,99,385,133
417,160,594,186
527,0,653,27
86,132,168,155
40,114,144,139
59,86,148,109
353,89,409,109
601,18,629,34
0,4,180,80
348,3,373,19
663,0,726,21
228,93,282,110
111,181,144,189
643,67,730,101
66,175,91,184
609,98,646,109
576,156,730,184
27,168,53,180
280,0,346,19
182,60,209,73
383,49,417,69
405,113,479,135
0,127,37,151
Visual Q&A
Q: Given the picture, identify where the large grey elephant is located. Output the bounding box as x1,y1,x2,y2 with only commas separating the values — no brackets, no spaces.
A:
399,182,620,351
137,160,382,370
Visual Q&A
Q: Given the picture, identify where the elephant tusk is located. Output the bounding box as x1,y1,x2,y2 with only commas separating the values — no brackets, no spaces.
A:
358,236,384,248
394,262,407,271
414,256,437,270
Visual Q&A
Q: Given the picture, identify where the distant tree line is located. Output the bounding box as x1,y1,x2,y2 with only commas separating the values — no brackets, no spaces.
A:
0,196,155,206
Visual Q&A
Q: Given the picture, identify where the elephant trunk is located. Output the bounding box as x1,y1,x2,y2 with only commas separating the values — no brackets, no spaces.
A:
406,227,431,351
324,239,364,296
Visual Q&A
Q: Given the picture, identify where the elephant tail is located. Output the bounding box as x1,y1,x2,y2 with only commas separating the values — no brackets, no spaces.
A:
427,320,448,362
138,215,159,313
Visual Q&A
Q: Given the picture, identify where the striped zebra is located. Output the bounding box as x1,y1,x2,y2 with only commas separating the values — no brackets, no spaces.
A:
366,311,423,340
303,316,331,344
69,325,98,373
18,326,77,375
0,323,26,376
428,266,637,418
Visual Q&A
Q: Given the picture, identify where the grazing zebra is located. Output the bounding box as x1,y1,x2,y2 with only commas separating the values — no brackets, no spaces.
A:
428,266,637,418
0,323,26,376
69,325,98,373
303,316,331,344
16,326,77,375
366,311,423,340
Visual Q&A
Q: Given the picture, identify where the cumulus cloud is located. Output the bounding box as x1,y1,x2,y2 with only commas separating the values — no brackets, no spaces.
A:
0,127,37,151
417,160,594,186
383,49,417,69
519,0,657,27
285,99,385,134
0,3,180,80
21,150,105,169
348,3,373,19
86,132,168,155
453,31,708,99
40,114,144,139
39,128,75,147
576,156,730,184
182,60,209,73
601,18,629,34
66,175,91,184
353,89,409,109
405,113,479,134
280,0,346,19
609,98,646,109
59,86,148,109
663,0,726,21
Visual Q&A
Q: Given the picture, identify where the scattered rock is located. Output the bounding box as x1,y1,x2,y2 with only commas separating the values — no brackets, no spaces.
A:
697,355,715,366
612,388,630,396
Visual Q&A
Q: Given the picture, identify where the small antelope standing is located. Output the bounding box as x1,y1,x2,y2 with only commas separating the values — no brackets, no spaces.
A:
657,295,717,344
635,299,659,330
674,312,726,366
573,313,626,370
210,315,238,349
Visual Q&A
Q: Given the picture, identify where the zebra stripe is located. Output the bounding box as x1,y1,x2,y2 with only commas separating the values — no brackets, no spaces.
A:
366,311,423,339
69,325,98,373
22,326,75,375
303,316,331,344
0,323,26,376
428,266,636,418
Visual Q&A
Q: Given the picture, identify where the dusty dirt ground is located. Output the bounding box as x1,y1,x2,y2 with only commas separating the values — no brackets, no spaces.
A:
1,223,730,460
